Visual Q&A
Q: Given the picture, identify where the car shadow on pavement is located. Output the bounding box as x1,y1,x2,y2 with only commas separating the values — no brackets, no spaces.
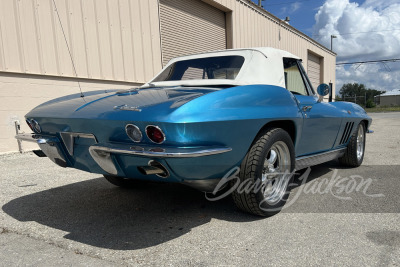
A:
3,161,398,250
2,176,261,250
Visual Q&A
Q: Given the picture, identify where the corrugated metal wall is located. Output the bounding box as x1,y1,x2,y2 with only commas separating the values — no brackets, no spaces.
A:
208,0,336,94
0,0,336,93
0,0,163,83
0,0,337,153
307,52,322,90
159,0,226,66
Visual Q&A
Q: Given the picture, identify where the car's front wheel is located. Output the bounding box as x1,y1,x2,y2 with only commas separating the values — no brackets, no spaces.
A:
339,122,366,167
232,128,295,216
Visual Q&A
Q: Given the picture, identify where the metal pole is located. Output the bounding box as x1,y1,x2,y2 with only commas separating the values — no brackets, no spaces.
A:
331,35,337,51
365,91,367,106
329,83,333,102
258,0,262,7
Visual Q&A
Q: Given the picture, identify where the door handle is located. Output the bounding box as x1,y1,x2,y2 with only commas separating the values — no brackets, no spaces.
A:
302,106,312,112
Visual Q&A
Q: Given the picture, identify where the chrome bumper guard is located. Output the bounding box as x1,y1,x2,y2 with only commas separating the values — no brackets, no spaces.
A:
15,133,68,167
89,143,232,175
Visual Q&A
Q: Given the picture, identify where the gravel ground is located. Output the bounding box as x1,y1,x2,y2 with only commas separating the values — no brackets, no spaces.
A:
0,112,399,266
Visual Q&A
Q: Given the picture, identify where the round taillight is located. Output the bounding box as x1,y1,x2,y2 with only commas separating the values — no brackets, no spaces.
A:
125,124,142,142
27,119,41,133
146,125,165,144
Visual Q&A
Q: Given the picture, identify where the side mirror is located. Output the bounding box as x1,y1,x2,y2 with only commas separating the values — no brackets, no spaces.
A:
317,83,330,102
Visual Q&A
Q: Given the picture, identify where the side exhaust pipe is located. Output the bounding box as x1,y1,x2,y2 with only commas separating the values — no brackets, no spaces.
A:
138,166,165,175
137,161,169,178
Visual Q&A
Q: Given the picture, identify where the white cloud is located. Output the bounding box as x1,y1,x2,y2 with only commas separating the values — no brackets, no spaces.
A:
290,2,302,13
280,2,302,15
313,0,400,91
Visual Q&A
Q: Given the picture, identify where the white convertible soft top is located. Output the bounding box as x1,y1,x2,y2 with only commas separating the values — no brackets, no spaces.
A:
143,47,300,88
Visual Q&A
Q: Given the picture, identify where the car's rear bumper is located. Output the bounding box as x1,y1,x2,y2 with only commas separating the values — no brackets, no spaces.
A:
88,143,231,176
89,143,231,158
15,133,233,181
15,133,70,167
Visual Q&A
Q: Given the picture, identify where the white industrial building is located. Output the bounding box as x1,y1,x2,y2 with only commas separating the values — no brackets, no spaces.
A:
0,0,336,153
375,89,400,106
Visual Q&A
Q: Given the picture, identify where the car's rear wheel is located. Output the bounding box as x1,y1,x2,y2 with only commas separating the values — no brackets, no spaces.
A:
232,128,295,216
339,122,366,167
103,175,138,188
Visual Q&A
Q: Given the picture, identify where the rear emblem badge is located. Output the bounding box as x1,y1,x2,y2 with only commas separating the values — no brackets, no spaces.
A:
114,104,142,112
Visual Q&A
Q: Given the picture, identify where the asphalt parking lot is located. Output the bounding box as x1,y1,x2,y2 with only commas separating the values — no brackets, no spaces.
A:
1,112,399,266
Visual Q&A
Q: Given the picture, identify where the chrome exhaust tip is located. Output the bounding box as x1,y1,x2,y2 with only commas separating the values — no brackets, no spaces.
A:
137,161,169,178
138,166,165,175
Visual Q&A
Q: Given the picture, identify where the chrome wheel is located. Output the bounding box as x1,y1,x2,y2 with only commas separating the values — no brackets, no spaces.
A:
339,122,366,167
356,125,365,161
261,141,291,205
232,127,295,216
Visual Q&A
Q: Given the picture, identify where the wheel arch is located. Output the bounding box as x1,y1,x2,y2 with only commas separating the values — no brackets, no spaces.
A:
361,119,369,129
254,120,297,146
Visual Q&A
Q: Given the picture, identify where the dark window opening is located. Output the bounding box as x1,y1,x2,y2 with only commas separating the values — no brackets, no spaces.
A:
153,56,245,82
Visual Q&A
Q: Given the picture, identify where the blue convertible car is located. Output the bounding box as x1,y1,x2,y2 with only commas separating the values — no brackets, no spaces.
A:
17,47,371,216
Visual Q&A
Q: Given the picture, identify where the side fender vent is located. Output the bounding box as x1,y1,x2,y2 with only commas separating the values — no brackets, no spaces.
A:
340,122,354,145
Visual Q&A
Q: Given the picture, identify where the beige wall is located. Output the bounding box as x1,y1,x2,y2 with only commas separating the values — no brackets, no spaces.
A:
0,0,162,83
0,0,336,153
0,73,138,153
0,0,161,153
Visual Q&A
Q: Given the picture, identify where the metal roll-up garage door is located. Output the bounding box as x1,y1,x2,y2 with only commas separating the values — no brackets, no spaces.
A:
159,0,226,66
307,52,321,90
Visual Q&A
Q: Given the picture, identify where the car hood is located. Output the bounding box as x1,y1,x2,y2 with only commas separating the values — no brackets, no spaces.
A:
26,86,221,121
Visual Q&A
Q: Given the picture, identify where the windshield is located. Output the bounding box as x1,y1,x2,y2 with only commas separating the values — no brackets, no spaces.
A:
152,56,245,82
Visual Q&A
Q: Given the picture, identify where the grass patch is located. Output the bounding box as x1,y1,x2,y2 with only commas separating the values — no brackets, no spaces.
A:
365,106,400,113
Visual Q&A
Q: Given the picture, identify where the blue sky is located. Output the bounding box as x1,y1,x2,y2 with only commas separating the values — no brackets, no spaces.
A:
260,0,328,36
255,0,362,37
251,0,400,92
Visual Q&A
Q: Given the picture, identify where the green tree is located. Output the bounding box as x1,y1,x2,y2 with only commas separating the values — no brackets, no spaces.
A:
339,83,367,97
339,83,384,101
365,89,384,101
335,95,343,101
366,99,375,108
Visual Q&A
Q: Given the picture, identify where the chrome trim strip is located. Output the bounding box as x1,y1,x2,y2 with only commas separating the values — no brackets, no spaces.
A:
89,143,232,158
295,148,346,170
89,143,231,175
15,133,48,142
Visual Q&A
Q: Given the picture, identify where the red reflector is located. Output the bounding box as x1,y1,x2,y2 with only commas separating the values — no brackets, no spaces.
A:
146,126,165,144
26,119,34,132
